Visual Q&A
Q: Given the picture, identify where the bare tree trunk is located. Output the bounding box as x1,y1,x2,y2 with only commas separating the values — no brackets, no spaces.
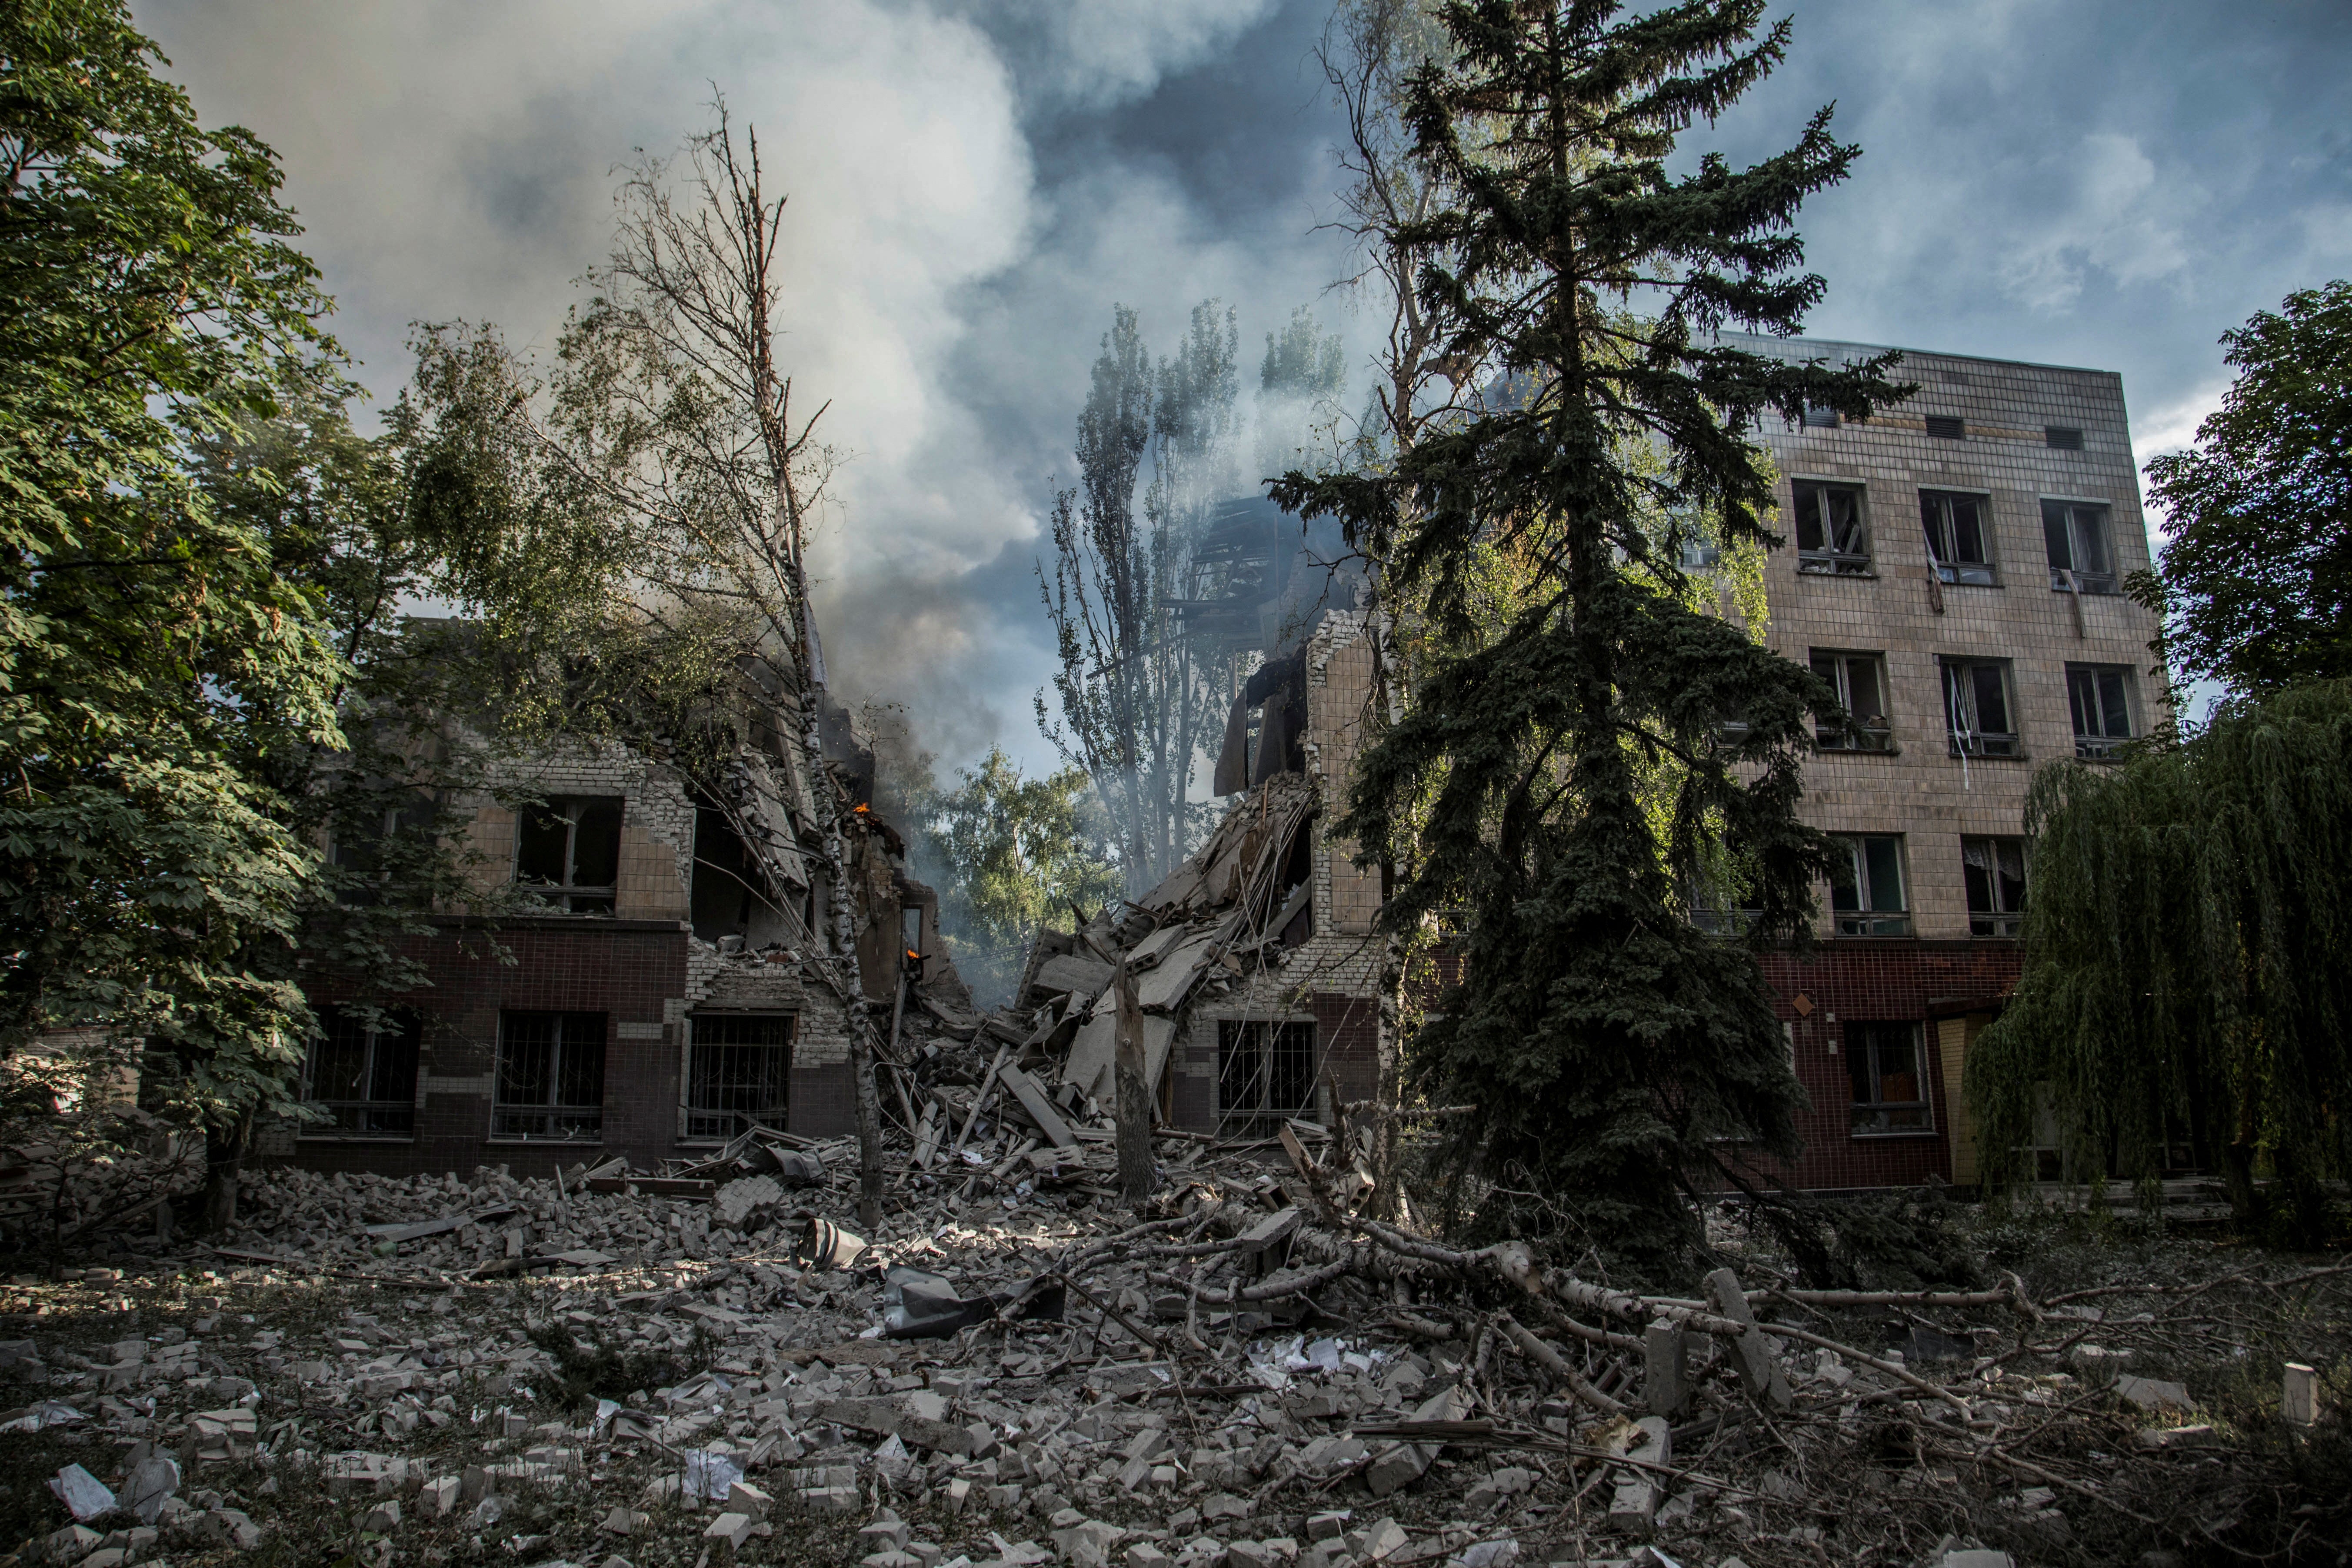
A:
201,1111,251,1235
853,1021,883,1229
1115,963,1153,1204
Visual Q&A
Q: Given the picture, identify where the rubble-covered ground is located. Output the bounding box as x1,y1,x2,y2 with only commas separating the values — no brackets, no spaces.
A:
3,1145,2349,1568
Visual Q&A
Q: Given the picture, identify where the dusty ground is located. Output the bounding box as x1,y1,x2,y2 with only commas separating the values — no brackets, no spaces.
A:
3,1158,2349,1568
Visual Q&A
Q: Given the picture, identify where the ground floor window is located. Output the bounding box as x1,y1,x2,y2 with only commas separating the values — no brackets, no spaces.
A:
686,1014,793,1140
1218,1019,1316,1120
493,1011,606,1141
302,1006,420,1136
1847,1021,1931,1135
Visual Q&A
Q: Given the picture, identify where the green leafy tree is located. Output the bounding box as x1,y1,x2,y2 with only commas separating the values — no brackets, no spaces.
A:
1273,0,1904,1257
1967,681,2352,1244
0,0,348,1220
2139,281,2352,695
920,749,1122,1008
1038,302,1244,894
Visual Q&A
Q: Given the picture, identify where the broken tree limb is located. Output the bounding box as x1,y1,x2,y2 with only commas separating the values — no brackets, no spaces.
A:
1114,962,1152,1203
1497,1310,1626,1415
949,1043,1009,1161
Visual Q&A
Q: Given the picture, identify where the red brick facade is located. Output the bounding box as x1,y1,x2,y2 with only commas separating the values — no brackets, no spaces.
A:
284,915,690,1181
1732,937,2021,1193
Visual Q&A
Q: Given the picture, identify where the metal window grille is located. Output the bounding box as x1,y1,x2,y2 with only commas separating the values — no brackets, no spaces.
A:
1801,405,1841,428
1924,415,1965,440
1962,836,2027,937
2066,666,2135,759
1792,480,1872,576
1919,491,1997,586
302,1006,420,1136
2045,426,2084,450
686,1015,793,1141
1809,650,1894,751
1941,659,2020,758
1217,1020,1317,1122
2039,500,2116,594
493,1011,606,1141
515,797,623,914
1847,1022,1932,1133
1830,835,1912,937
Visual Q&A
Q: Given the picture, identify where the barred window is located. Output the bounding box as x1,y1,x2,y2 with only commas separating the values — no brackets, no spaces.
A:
686,1014,793,1141
302,1006,420,1137
492,1011,606,1141
1217,1020,1316,1121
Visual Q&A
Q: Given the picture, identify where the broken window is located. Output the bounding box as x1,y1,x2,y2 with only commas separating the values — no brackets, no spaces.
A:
1829,834,1911,937
1940,657,2019,758
2040,499,2116,594
1792,480,1871,575
1919,490,1996,586
301,1006,420,1136
329,792,438,907
685,1014,793,1141
1809,650,1893,752
2066,664,2135,760
492,1011,606,1141
1962,836,2028,938
690,802,756,940
1847,1022,1931,1134
515,796,623,914
1217,1019,1316,1122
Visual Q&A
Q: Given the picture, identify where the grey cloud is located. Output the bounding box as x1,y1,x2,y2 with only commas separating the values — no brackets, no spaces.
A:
130,0,2351,779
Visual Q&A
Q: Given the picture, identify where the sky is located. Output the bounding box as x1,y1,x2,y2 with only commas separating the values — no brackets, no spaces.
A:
138,0,2352,774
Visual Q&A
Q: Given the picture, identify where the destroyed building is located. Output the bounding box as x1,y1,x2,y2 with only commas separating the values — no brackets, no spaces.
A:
278,633,967,1178
276,338,2162,1196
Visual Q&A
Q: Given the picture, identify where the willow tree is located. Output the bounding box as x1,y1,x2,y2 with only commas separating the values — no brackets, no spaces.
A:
1273,0,1903,1255
1968,682,2352,1243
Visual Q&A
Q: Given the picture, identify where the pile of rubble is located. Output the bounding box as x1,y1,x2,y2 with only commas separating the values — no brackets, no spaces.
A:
6,1111,2349,1568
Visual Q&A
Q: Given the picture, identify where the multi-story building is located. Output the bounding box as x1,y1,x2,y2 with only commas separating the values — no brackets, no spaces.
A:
271,652,959,1181
1726,333,2164,1192
1087,339,2162,1195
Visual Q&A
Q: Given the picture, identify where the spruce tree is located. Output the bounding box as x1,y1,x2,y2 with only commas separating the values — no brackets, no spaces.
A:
1274,0,1905,1256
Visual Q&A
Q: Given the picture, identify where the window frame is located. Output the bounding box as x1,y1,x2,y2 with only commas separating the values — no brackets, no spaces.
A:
2065,663,2136,760
300,1005,421,1139
1918,489,1999,586
2039,498,2118,595
1961,836,2028,938
1829,833,1912,937
1847,1022,1934,1136
1789,479,1874,576
491,1010,608,1143
1808,649,1895,752
683,1013,795,1143
514,796,624,915
1939,656,2022,759
1216,1018,1318,1126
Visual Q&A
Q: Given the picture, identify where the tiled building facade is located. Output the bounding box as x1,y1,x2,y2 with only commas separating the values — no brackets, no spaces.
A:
1726,333,2164,1191
274,692,947,1181
1178,340,2160,1190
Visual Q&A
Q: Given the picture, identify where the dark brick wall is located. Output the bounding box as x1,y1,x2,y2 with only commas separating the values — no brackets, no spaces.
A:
1728,938,2021,1193
1311,992,1380,1109
284,917,687,1182
788,1062,858,1139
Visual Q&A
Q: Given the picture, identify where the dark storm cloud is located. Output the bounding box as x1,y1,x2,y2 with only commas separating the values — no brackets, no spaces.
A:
130,0,2350,774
